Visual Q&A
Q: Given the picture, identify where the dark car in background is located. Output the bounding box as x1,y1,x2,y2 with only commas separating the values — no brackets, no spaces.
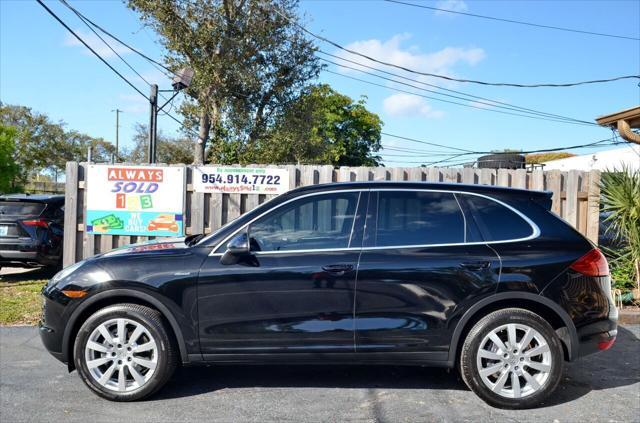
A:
0,194,65,271
39,182,616,409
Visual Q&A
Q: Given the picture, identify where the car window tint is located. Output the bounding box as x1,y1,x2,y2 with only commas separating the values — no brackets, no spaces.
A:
249,192,360,252
461,194,533,241
0,201,45,216
375,191,464,247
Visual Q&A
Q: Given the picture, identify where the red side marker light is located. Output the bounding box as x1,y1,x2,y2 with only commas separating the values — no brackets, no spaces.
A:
598,337,616,351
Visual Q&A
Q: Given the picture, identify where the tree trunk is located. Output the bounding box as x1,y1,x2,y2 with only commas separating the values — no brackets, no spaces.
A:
193,111,210,165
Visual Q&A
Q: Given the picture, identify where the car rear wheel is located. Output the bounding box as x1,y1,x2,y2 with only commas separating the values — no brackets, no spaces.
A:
459,308,564,409
74,304,177,401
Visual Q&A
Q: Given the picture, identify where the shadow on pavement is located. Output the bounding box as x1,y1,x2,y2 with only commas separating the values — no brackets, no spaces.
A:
0,266,57,282
153,325,639,408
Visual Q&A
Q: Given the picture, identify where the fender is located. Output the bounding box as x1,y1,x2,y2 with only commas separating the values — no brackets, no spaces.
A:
446,291,579,366
61,288,190,365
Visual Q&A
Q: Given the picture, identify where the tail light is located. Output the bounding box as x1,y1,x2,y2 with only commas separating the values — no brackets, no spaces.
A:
22,219,49,228
570,248,609,277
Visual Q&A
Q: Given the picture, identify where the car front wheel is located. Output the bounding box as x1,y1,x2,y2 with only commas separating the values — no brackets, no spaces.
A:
74,303,177,401
459,308,564,409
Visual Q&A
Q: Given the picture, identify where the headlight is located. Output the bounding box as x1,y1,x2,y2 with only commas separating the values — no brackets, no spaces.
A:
50,261,84,286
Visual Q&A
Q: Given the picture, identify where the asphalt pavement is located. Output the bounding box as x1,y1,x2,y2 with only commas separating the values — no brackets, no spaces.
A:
1,325,639,422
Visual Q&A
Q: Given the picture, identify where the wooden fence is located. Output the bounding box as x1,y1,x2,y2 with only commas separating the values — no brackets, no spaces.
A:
63,162,601,266
24,180,65,194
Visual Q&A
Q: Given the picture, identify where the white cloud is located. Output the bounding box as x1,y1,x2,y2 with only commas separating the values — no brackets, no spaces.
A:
64,30,133,59
383,93,445,119
434,0,468,16
336,34,485,78
119,94,147,114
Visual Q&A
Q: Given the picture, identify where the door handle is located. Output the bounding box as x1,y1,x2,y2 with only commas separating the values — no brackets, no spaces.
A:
322,264,354,275
460,261,491,271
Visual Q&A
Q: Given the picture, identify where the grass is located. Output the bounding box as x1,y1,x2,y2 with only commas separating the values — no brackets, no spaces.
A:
0,269,52,325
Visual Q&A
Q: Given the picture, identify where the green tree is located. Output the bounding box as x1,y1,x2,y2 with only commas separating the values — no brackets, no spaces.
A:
124,123,194,164
0,104,65,184
128,0,321,164
234,84,381,166
0,124,20,192
0,104,115,181
600,166,640,292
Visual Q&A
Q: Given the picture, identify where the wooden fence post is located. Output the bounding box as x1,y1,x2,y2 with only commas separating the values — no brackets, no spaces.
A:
586,170,601,243
62,162,78,267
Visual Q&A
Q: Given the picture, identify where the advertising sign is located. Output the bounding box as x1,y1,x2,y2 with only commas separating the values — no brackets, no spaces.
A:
86,165,185,236
193,166,290,195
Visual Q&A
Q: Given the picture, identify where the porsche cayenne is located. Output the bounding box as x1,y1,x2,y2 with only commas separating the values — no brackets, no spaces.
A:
40,182,617,408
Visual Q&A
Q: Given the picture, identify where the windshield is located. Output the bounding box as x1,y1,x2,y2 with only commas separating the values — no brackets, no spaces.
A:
194,216,240,246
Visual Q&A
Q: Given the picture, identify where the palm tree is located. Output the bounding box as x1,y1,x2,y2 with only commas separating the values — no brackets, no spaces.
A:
600,165,640,294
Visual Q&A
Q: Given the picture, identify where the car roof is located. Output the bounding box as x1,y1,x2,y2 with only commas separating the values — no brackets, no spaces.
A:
287,181,550,198
0,193,65,204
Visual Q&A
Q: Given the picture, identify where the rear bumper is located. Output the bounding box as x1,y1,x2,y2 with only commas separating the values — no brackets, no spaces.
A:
0,242,57,267
576,306,618,358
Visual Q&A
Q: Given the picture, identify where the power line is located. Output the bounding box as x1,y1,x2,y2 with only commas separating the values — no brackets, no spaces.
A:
379,133,621,158
381,132,474,153
389,141,625,164
37,0,148,100
384,0,640,42
40,0,202,144
60,0,152,87
57,0,178,79
319,51,596,125
325,70,596,126
271,7,640,88
63,1,256,103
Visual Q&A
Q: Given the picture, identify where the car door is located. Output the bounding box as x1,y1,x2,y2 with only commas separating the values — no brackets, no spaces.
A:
354,189,501,359
197,189,367,356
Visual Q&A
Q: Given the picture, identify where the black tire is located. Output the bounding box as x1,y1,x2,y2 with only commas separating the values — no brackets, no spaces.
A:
459,308,564,409
74,303,177,401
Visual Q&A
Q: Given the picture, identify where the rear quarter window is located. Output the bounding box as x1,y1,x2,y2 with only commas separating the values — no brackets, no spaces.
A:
459,194,534,242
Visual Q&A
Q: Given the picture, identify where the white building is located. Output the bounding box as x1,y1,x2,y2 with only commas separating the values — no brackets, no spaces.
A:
542,144,640,172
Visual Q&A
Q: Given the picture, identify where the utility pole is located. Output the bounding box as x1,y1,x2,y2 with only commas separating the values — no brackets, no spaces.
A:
111,109,122,162
147,68,194,164
148,84,158,164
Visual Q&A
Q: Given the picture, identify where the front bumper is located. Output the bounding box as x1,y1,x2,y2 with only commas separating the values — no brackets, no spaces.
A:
39,321,65,363
39,288,71,364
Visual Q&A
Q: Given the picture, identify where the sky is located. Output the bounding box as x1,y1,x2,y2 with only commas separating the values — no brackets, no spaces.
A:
1,0,639,167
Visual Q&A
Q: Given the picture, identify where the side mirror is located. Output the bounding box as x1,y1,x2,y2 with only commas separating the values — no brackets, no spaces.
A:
220,232,250,265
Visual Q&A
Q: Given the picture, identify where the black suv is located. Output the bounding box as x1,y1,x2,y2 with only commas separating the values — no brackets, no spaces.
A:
0,194,64,271
40,182,616,408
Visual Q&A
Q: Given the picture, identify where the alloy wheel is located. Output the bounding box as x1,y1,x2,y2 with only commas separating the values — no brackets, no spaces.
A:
84,318,158,392
476,323,552,399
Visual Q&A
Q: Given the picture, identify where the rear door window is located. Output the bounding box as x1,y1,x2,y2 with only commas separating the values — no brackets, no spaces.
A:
373,191,465,247
0,201,45,216
459,194,534,241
